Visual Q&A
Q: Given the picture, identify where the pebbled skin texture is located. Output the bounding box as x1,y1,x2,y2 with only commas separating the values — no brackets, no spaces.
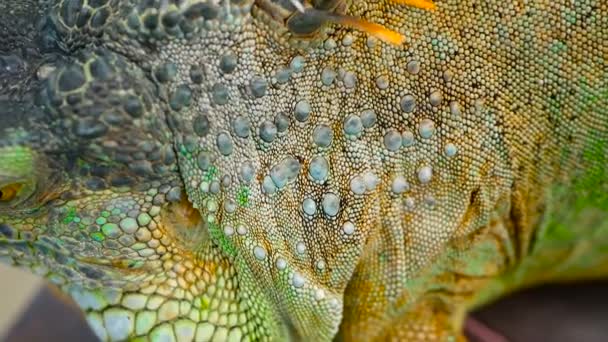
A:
0,0,607,340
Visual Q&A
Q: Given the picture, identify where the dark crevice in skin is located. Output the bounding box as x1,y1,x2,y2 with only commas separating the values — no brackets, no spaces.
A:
507,188,526,266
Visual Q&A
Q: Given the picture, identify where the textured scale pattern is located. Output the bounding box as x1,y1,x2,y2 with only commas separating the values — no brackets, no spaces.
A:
0,0,607,341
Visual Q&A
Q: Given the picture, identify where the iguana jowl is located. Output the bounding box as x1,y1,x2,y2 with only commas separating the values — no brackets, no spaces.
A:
0,0,607,340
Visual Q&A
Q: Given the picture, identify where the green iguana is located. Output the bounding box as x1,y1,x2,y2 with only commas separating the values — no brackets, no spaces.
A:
0,0,606,340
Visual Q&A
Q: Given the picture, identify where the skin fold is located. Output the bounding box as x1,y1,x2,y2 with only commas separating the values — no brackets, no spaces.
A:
0,0,606,340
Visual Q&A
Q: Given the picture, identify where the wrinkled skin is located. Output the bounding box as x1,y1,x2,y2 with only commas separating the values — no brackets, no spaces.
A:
0,0,607,341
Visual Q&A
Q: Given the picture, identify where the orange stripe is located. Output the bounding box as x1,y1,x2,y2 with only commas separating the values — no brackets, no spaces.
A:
332,16,406,46
391,0,437,10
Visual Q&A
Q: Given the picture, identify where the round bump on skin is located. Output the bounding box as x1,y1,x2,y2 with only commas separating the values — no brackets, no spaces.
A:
418,119,436,139
58,65,86,91
219,51,237,73
89,57,112,80
308,156,329,182
124,96,144,118
276,257,287,270
253,246,267,260
236,224,248,235
290,56,305,73
119,217,138,234
400,94,416,113
169,85,192,111
167,187,182,202
363,171,380,191
270,163,288,189
274,113,290,133
197,152,212,171
418,166,433,184
262,175,277,194
401,131,415,147
316,260,326,271
292,272,305,288
342,221,355,235
350,176,366,195
322,193,340,217
210,181,221,194
321,67,337,86
232,116,251,138
343,114,363,137
193,115,210,137
239,161,255,183
342,34,354,46
224,225,235,236
407,60,420,74
250,76,268,98
216,132,234,156
224,199,237,213
375,75,389,90
343,71,357,89
211,83,229,105
302,198,317,216
259,120,278,143
294,100,311,122
443,70,454,82
429,90,443,106
324,38,337,50
189,66,204,84
444,143,458,157
391,176,409,194
155,62,177,83
275,67,291,84
384,129,402,151
296,241,306,255
313,124,333,148
360,110,377,128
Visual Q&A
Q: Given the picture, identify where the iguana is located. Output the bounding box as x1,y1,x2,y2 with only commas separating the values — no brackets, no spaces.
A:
0,0,606,340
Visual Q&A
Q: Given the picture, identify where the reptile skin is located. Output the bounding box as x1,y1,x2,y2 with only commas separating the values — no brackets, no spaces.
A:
0,0,607,340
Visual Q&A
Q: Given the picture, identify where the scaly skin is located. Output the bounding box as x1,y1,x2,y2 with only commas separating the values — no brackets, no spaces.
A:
0,0,607,340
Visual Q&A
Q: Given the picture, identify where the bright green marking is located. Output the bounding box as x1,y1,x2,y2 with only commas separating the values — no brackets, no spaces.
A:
95,217,107,225
195,296,210,310
237,186,250,207
207,223,237,257
62,207,77,224
101,211,110,218
91,232,105,242
179,145,189,156
203,165,218,182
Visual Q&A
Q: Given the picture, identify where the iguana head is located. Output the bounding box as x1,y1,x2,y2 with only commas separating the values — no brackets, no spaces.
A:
0,1,360,340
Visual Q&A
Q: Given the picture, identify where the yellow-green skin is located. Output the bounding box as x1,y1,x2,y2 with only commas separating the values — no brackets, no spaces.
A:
0,0,607,341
